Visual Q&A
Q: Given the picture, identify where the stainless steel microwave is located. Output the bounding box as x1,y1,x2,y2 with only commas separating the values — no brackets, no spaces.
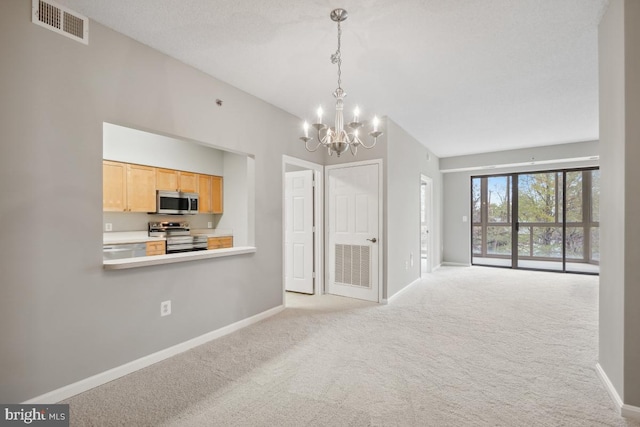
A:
155,191,199,215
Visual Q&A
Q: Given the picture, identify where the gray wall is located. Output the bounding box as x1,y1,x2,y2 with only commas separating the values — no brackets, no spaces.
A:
599,0,640,407
624,0,640,405
386,120,441,298
0,0,319,403
598,0,626,400
324,118,443,300
442,142,599,265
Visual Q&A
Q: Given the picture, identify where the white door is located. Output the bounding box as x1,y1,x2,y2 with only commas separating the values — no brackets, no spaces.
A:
420,177,432,276
327,163,380,302
285,170,314,294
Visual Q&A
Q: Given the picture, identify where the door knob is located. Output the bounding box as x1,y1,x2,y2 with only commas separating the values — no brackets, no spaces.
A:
366,238,377,243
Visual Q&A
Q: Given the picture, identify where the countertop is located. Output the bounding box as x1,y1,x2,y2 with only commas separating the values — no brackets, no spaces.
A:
103,229,233,245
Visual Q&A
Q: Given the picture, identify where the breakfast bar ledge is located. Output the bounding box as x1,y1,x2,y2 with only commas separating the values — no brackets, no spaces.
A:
103,246,256,270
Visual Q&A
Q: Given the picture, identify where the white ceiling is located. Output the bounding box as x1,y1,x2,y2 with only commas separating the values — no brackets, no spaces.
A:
55,0,609,158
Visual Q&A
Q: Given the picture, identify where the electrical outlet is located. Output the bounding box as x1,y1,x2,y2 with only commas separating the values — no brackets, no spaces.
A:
207,222,213,229
160,300,171,317
105,223,113,232
410,253,414,267
405,261,409,270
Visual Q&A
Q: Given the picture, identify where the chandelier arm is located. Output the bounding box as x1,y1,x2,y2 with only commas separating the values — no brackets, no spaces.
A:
358,135,379,149
318,126,331,145
304,138,323,152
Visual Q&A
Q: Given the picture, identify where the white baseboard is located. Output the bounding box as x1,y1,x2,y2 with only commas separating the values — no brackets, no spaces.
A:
387,277,422,304
23,305,285,404
596,363,623,409
622,404,640,420
431,263,442,272
441,262,471,267
595,363,640,420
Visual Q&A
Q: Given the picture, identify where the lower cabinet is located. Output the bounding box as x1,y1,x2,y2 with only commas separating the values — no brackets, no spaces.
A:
146,241,166,256
207,237,233,250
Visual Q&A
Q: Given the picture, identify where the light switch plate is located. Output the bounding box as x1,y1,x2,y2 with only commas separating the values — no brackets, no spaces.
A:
462,216,468,222
105,223,113,231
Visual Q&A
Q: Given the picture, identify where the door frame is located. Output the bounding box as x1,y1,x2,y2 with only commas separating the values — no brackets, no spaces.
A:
282,155,324,299
325,159,384,303
420,174,434,276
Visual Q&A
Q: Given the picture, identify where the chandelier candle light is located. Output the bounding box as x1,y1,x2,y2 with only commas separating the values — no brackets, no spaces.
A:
300,8,382,157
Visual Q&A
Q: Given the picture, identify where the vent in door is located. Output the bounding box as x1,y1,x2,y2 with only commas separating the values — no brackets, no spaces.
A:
335,244,371,288
32,0,89,45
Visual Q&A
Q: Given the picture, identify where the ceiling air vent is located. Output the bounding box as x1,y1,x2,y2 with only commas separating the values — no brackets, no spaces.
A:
32,0,88,45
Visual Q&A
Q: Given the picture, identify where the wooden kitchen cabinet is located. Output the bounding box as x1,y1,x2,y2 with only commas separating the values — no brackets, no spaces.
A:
211,176,223,214
179,171,198,193
207,236,233,250
156,168,198,193
146,240,166,256
197,175,223,213
156,168,179,191
127,164,156,212
103,160,127,211
198,174,212,213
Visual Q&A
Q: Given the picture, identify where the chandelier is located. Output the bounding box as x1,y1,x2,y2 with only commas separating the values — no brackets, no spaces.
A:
299,8,382,157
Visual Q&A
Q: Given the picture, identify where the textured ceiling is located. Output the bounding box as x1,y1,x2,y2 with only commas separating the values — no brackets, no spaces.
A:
55,0,609,157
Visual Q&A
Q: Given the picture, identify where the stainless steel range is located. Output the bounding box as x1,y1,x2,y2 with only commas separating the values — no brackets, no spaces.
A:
148,221,208,254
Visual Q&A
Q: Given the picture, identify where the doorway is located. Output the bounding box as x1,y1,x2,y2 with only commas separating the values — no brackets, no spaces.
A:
420,175,433,276
326,160,383,303
282,156,324,298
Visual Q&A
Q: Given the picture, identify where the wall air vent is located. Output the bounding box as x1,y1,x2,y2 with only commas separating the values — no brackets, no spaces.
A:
32,0,88,45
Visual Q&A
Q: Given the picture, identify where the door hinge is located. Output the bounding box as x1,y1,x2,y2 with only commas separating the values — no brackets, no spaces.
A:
312,226,316,232
312,272,316,278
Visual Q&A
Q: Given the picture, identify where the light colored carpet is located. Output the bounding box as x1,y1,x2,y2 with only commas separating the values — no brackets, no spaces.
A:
64,267,639,426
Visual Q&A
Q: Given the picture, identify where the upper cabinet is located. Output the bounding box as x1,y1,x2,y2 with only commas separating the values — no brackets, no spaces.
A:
198,174,223,214
179,171,198,193
126,164,156,212
103,160,221,213
103,161,156,212
212,176,223,214
103,161,127,211
198,174,211,213
156,169,198,193
156,168,179,192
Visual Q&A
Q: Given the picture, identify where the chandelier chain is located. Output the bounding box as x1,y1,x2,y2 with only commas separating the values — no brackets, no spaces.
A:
331,20,342,89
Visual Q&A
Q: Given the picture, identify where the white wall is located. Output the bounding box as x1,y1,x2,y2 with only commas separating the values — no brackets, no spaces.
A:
216,152,252,246
103,123,225,175
441,142,599,265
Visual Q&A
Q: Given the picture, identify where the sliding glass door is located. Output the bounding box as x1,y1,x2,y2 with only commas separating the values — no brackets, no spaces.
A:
471,167,599,274
472,175,513,267
516,172,564,271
